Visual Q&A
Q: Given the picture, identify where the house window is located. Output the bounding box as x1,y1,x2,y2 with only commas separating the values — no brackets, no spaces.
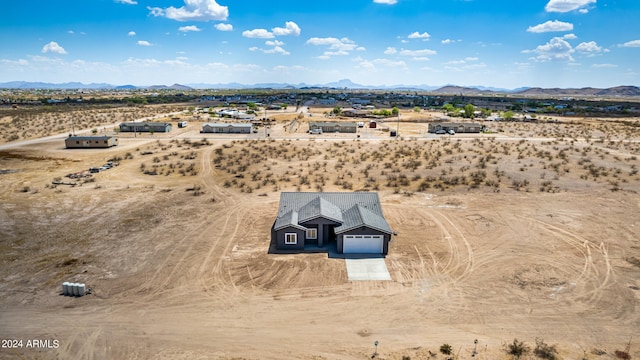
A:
284,233,297,245
306,228,317,239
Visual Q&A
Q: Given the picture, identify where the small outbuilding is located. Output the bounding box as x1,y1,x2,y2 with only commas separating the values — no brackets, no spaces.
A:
309,121,357,133
369,120,377,128
65,135,118,149
119,122,172,133
272,192,393,255
201,123,253,134
428,122,482,134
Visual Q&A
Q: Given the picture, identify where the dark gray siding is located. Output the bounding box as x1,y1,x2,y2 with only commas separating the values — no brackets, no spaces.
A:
336,227,390,255
299,218,341,246
275,227,306,251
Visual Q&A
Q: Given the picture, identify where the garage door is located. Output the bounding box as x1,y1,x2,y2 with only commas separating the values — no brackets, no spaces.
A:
343,235,384,254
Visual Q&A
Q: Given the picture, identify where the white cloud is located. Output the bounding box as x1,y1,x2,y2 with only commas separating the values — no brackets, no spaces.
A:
373,58,407,68
0,58,29,66
265,40,285,47
575,41,604,54
408,31,430,40
527,20,573,33
148,0,228,22
545,0,596,13
373,0,397,4
264,46,290,55
215,23,233,31
592,63,617,68
306,37,360,58
242,29,274,38
272,21,301,36
42,41,67,54
243,21,300,39
67,30,75,35
128,31,136,36
563,33,577,39
620,40,640,48
137,40,152,46
441,39,461,44
250,40,290,56
398,49,437,56
179,25,201,32
115,0,137,4
446,58,480,65
445,62,487,72
529,37,574,62
384,47,397,55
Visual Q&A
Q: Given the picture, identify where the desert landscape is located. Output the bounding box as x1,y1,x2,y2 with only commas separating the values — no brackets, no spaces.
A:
1,103,640,360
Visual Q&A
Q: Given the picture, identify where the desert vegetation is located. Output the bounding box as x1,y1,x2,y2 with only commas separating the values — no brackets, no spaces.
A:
0,104,185,143
209,134,640,196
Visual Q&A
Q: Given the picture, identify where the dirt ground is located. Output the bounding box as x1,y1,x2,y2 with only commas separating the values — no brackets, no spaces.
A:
1,108,640,360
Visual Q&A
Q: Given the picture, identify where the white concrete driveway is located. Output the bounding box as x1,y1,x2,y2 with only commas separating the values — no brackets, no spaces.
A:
345,257,391,281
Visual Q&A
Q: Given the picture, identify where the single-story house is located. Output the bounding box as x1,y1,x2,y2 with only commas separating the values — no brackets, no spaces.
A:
309,121,357,133
119,122,172,133
65,135,118,149
272,192,393,255
201,123,253,134
428,122,482,133
341,109,369,118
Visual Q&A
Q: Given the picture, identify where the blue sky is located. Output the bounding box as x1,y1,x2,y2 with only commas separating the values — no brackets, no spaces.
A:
1,0,639,88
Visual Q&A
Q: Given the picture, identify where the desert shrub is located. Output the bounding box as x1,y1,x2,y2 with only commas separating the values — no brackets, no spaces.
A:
440,343,452,355
534,338,558,360
614,350,630,360
505,339,530,359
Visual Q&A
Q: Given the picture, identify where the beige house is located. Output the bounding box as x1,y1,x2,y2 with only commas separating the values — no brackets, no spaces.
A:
65,135,118,149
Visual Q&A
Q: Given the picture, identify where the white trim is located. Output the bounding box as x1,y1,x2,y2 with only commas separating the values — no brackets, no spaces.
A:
284,233,297,245
306,228,317,239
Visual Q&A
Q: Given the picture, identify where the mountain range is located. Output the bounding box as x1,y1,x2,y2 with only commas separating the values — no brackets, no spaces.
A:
1,80,639,97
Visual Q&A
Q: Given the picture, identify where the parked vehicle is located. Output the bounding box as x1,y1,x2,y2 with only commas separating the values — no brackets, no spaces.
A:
447,129,455,135
435,129,446,134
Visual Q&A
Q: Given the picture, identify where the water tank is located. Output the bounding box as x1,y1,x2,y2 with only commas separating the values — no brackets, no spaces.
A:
62,282,70,296
78,283,86,297
72,283,80,296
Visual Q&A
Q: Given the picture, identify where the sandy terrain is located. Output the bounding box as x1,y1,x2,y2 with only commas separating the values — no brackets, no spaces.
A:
1,108,640,359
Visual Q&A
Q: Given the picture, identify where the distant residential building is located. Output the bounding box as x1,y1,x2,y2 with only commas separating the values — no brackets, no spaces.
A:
428,122,482,133
309,121,357,133
316,98,337,105
341,109,369,118
65,135,118,149
119,122,172,133
201,123,253,134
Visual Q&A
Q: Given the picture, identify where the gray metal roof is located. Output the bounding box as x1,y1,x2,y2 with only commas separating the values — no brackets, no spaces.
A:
120,122,171,126
276,192,391,234
309,121,357,127
334,204,392,235
273,210,307,231
66,136,116,141
202,123,252,128
298,196,343,224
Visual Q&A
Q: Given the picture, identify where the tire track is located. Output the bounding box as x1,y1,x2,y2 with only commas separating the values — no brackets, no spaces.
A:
527,217,613,303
